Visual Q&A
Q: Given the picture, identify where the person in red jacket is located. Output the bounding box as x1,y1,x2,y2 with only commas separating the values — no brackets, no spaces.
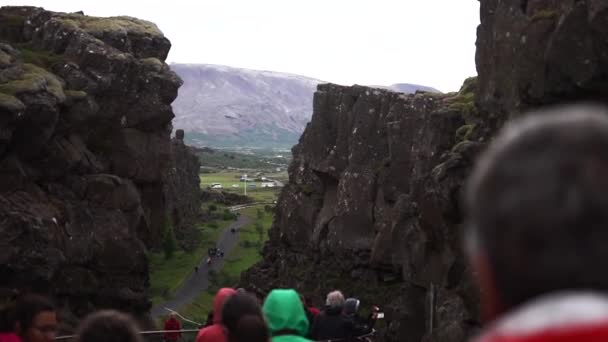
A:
196,288,237,342
163,313,181,342
465,106,608,342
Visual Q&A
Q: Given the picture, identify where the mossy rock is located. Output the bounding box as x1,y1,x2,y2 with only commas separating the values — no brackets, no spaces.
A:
65,90,87,100
0,93,25,113
0,50,14,67
299,183,314,196
455,124,476,142
0,63,65,102
451,140,472,153
531,9,558,22
60,14,163,37
18,46,62,69
445,77,478,118
458,76,478,95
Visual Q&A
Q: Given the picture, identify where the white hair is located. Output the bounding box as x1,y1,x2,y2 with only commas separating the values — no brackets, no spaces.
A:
326,290,345,308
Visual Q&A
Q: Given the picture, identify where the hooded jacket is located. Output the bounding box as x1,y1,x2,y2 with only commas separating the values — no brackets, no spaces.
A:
164,316,182,341
263,289,311,342
474,292,608,342
343,298,373,337
196,288,237,342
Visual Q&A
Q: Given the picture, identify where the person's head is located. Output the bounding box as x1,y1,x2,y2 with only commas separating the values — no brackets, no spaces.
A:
74,310,141,342
325,290,345,309
222,293,268,342
168,313,176,320
212,288,237,324
343,298,360,316
263,289,309,338
465,104,608,321
14,294,57,342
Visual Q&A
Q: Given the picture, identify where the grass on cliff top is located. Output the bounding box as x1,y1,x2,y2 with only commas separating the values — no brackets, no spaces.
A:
59,14,163,36
19,47,63,69
445,76,477,118
149,219,233,306
177,206,273,324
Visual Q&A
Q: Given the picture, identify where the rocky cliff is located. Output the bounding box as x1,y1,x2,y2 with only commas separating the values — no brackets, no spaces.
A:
242,81,483,342
166,129,202,248
0,6,198,322
244,1,608,341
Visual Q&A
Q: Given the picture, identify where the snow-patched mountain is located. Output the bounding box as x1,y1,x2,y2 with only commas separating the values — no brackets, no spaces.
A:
170,64,441,149
171,64,322,149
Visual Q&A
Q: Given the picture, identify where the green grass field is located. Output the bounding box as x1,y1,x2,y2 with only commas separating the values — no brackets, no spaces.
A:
200,171,286,203
149,219,234,306
179,206,273,323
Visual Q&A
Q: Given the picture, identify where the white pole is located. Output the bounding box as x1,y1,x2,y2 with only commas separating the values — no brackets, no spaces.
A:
244,177,247,196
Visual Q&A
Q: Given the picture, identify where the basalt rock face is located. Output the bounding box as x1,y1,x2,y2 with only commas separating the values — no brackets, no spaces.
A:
476,0,608,120
242,82,484,342
0,6,183,321
166,129,202,245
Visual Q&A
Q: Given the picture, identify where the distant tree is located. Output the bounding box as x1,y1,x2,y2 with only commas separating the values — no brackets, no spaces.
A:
256,209,264,219
163,223,178,259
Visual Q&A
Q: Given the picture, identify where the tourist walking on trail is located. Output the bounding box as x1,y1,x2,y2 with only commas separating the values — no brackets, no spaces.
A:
75,310,142,342
263,289,311,342
464,105,608,342
196,288,237,342
163,313,182,342
310,290,350,341
222,293,269,342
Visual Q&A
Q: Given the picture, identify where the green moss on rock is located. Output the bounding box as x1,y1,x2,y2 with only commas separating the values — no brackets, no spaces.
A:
445,77,478,117
531,9,558,21
64,90,87,100
19,47,62,68
0,50,13,67
0,92,25,113
59,14,163,37
455,124,476,142
0,63,65,102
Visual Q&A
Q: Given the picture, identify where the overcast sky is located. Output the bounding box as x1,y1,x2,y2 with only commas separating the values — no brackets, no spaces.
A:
4,0,480,92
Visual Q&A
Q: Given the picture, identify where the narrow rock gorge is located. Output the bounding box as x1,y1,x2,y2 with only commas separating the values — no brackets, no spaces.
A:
243,1,608,341
0,6,199,324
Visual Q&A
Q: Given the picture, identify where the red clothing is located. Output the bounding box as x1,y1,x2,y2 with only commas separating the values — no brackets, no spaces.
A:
475,293,608,342
196,288,237,342
164,317,182,341
0,333,21,342
307,306,321,316
479,323,608,342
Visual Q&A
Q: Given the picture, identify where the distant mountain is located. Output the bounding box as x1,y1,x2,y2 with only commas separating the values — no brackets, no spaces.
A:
170,64,322,149
170,64,440,149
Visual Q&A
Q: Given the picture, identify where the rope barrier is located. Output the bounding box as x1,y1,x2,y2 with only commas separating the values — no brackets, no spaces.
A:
56,328,376,341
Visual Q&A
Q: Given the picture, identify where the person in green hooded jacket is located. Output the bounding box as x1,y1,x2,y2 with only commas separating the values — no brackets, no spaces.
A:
262,289,311,342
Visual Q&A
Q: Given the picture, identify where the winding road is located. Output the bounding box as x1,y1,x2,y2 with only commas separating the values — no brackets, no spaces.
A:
150,214,251,319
